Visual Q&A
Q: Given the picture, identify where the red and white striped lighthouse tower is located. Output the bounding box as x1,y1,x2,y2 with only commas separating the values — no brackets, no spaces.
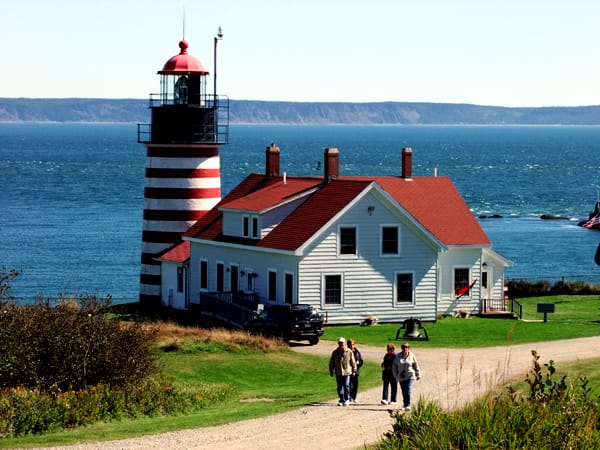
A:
137,37,228,306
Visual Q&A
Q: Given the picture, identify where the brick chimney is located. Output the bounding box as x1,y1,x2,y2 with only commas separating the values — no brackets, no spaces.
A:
401,147,412,179
266,143,280,177
324,147,339,180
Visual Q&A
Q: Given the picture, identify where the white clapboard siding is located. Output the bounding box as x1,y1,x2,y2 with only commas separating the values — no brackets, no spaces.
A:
297,194,440,324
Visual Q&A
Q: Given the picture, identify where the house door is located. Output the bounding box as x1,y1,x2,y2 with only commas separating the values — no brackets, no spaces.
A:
482,269,492,300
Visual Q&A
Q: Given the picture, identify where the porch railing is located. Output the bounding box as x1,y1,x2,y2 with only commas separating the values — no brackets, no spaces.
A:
481,297,522,319
198,291,259,328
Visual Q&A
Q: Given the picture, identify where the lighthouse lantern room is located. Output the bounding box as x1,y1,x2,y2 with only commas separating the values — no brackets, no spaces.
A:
138,37,229,306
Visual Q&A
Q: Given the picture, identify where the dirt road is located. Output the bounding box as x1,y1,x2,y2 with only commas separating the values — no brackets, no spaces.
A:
39,336,600,450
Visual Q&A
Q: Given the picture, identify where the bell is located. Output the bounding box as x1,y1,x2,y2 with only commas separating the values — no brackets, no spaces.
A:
403,318,421,338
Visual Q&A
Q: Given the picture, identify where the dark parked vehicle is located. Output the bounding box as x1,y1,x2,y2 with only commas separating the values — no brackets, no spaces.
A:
244,304,325,345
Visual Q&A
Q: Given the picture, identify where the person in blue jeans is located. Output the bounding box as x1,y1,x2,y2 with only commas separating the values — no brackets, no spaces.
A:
347,338,363,403
381,343,398,405
392,342,421,411
329,337,357,406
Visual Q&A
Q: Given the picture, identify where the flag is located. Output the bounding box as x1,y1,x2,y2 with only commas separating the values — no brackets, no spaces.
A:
582,213,600,229
455,279,477,298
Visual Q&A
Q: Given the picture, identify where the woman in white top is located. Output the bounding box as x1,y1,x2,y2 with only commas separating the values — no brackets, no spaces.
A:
392,342,421,411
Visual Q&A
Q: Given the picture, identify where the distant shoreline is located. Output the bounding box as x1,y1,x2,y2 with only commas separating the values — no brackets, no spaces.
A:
2,98,600,125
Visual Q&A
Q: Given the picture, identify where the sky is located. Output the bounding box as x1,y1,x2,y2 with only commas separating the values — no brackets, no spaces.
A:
1,0,599,107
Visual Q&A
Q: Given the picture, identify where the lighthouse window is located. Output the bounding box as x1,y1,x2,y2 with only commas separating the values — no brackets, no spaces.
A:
174,76,188,104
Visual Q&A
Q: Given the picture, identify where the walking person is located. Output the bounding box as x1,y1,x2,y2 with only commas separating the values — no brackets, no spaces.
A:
381,343,398,405
347,338,363,403
392,342,421,411
329,337,357,406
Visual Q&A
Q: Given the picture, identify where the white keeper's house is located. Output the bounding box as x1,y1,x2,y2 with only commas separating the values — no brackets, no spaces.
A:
158,145,511,325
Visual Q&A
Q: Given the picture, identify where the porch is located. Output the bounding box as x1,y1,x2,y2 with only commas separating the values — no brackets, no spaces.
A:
478,297,522,320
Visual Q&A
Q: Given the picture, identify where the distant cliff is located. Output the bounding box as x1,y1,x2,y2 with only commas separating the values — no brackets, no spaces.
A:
1,98,600,125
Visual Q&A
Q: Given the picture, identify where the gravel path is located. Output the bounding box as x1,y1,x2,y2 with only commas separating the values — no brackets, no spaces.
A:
38,336,600,450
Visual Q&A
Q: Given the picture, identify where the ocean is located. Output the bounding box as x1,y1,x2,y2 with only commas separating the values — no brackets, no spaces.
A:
2,123,600,304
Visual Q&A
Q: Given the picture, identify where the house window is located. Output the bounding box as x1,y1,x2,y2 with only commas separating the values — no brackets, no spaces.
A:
454,268,470,294
396,273,413,303
230,265,239,292
177,266,184,293
381,226,399,255
243,216,249,237
482,271,488,289
199,260,208,290
339,227,356,255
216,262,224,291
252,217,259,238
246,271,254,292
324,274,342,305
284,272,294,304
268,270,277,301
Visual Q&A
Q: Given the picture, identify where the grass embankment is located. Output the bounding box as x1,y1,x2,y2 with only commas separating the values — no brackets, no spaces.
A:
3,294,599,448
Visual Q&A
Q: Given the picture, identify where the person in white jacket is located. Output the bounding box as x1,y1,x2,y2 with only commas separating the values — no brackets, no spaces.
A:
392,342,421,411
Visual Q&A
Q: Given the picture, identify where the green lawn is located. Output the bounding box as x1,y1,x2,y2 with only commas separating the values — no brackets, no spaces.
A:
323,295,600,347
3,294,599,449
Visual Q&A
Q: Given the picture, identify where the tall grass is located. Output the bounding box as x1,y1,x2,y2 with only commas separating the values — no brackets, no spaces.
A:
374,351,600,449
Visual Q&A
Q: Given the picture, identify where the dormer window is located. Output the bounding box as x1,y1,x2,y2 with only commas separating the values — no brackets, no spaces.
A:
242,214,259,238
243,216,249,237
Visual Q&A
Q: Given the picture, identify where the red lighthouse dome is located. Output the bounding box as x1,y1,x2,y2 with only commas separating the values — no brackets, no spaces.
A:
159,40,209,75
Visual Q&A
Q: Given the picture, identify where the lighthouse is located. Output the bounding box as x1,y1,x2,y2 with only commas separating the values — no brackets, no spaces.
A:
137,37,228,306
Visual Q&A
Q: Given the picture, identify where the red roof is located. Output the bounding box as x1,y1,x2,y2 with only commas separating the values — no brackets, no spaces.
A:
158,240,190,263
221,177,323,212
372,176,490,246
184,173,490,251
158,40,209,75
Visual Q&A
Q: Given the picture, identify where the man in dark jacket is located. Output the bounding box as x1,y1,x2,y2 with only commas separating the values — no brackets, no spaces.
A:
329,337,357,406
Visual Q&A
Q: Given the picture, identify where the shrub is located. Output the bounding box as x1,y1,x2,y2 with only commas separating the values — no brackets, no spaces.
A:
376,353,600,449
506,278,600,298
0,296,160,393
0,378,235,438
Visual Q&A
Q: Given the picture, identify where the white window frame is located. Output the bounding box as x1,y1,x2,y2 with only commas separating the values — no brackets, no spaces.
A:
453,267,471,297
380,224,400,256
216,261,225,292
268,269,277,302
338,225,358,258
199,259,209,292
323,273,344,307
242,215,249,237
229,264,239,292
394,271,415,305
284,271,295,304
251,216,259,239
